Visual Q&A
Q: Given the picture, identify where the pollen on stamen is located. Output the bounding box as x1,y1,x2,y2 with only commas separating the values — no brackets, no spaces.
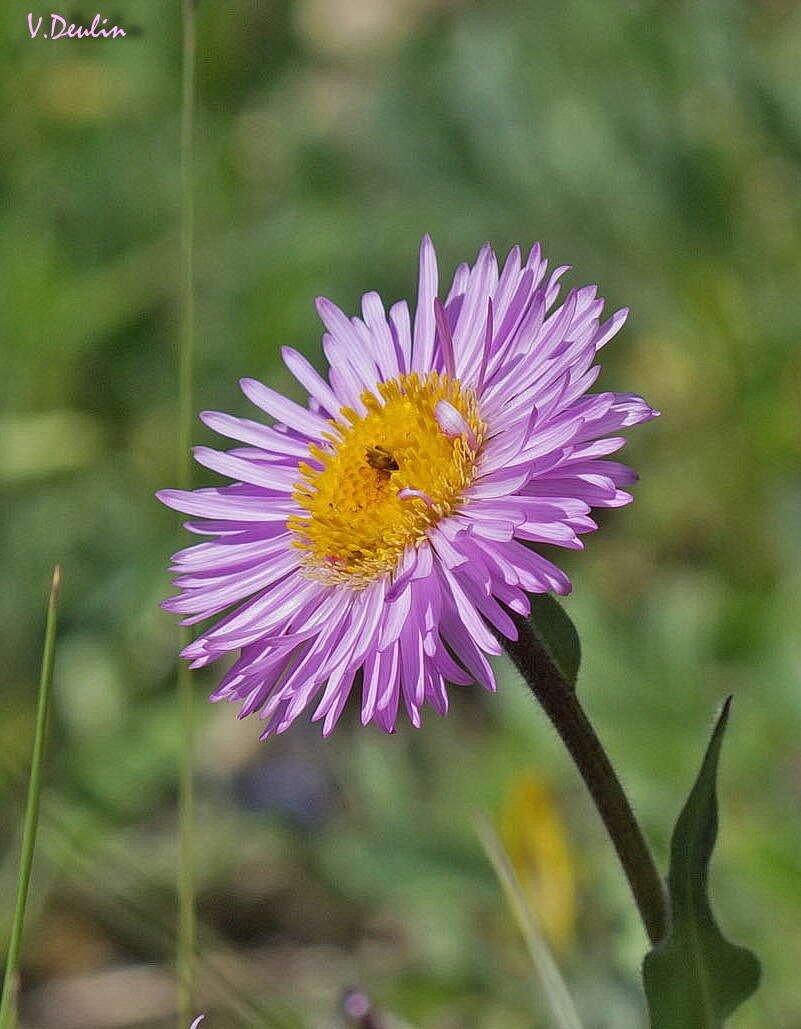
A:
288,372,485,588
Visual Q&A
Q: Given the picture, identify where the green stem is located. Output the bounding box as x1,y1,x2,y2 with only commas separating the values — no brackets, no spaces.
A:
502,610,668,947
0,567,61,1029
177,0,197,1023
179,0,195,487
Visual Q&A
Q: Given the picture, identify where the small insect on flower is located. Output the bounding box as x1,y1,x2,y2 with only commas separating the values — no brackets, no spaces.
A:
365,445,399,473
158,238,658,737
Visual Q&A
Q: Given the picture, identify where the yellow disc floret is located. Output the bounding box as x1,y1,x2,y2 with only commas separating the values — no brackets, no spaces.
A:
288,372,486,588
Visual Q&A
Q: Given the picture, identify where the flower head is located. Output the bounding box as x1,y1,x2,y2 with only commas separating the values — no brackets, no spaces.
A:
158,238,657,737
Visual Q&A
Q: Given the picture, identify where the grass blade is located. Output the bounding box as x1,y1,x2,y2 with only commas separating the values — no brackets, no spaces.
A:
475,815,584,1029
177,0,198,1023
0,566,61,1029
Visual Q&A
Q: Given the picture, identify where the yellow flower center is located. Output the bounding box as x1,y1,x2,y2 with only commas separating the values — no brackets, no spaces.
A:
288,372,486,588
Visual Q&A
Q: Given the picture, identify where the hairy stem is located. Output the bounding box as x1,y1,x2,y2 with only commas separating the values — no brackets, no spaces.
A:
0,568,61,1029
502,610,668,946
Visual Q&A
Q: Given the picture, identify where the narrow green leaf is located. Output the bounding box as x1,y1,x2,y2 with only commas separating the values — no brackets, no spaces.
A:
0,567,61,1029
642,697,760,1028
177,2,198,1023
529,594,581,688
475,815,584,1029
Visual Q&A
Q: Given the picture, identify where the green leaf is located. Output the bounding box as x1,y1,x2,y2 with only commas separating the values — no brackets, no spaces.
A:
642,697,761,1028
0,567,60,1029
529,594,581,688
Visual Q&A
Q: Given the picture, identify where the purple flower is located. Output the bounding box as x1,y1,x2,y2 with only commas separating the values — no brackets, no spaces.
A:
158,238,657,737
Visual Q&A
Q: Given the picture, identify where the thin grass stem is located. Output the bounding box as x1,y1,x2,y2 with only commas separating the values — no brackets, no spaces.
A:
476,816,584,1029
0,567,61,1029
177,0,197,1023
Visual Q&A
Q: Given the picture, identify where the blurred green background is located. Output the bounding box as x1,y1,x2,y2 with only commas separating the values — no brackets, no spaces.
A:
2,0,800,1025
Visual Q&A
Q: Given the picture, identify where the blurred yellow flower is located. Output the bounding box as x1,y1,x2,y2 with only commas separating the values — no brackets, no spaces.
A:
500,772,577,952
